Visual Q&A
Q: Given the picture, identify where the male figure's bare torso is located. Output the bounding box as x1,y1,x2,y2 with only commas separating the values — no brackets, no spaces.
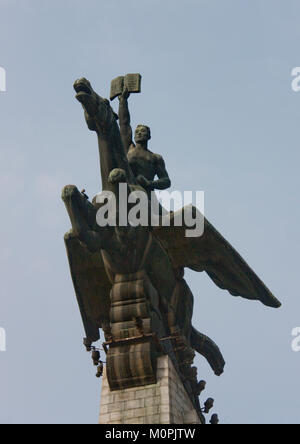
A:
127,144,163,182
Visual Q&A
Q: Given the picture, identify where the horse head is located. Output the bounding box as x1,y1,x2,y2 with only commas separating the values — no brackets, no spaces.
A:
73,78,118,135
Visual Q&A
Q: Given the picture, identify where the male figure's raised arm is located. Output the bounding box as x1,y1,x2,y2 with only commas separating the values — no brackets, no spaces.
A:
118,88,133,152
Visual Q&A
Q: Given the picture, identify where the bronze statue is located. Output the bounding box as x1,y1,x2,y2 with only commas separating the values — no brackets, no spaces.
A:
62,74,281,418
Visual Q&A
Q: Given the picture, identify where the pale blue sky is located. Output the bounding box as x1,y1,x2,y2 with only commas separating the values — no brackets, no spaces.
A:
0,0,300,424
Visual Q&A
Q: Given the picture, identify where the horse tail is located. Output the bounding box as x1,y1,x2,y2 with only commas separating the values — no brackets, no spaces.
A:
191,326,225,376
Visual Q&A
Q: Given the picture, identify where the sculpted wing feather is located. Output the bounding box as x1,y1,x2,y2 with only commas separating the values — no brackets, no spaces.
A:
153,207,281,309
64,231,112,342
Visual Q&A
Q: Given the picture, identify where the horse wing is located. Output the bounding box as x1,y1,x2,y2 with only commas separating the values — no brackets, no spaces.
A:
153,207,281,309
64,231,111,342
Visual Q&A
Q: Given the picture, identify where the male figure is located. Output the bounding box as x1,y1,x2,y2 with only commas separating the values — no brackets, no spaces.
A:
118,88,171,194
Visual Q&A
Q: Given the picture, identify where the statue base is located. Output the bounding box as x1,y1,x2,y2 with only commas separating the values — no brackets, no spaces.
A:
99,354,203,424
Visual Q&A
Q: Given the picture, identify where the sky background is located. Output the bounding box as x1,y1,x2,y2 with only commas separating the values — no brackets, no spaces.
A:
0,0,300,424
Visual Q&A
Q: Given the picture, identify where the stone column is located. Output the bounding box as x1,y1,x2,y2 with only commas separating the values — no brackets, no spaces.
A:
99,354,203,425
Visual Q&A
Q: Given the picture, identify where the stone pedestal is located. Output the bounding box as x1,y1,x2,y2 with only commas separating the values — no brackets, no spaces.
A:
99,354,202,424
